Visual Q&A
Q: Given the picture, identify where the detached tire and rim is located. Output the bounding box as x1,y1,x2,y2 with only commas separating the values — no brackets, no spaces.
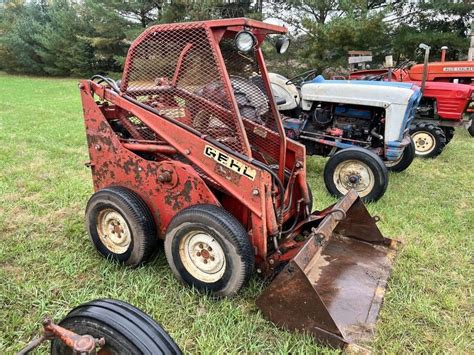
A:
324,147,388,202
410,123,447,158
384,136,416,173
86,186,157,267
165,204,254,297
51,299,181,354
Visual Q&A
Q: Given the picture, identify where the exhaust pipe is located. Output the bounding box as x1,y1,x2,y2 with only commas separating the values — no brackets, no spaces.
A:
419,43,431,95
441,46,448,62
256,190,399,348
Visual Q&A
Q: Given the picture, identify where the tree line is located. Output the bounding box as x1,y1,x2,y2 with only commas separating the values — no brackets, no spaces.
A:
0,0,471,77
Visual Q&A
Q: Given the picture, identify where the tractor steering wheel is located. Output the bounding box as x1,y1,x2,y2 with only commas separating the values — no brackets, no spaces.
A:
285,69,319,87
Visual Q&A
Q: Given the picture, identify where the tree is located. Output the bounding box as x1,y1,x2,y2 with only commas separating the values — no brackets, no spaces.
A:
265,0,391,74
0,1,48,74
390,1,473,61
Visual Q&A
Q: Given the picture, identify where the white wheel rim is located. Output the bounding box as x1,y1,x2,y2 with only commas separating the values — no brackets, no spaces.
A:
97,209,132,254
412,131,435,155
333,160,375,197
179,231,226,283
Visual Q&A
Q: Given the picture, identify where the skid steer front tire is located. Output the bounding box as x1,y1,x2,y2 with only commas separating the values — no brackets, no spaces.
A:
51,299,181,354
85,186,157,267
410,122,447,158
324,147,388,202
165,204,254,297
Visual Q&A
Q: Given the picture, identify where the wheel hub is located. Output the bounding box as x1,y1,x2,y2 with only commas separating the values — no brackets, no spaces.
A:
348,174,360,184
334,160,375,197
179,232,226,283
97,209,132,254
412,131,435,155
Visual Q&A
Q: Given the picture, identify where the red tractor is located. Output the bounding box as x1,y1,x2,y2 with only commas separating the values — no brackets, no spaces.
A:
351,45,474,157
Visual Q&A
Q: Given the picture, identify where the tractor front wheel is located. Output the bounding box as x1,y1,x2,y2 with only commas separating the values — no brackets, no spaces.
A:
410,123,447,158
324,147,388,202
165,204,254,297
51,299,181,354
384,136,416,173
85,186,157,267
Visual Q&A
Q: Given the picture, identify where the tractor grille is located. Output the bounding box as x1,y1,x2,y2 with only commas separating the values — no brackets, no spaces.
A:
120,23,250,156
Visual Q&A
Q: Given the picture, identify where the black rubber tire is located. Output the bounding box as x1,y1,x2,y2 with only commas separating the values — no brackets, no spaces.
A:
468,120,474,137
441,127,455,144
409,122,447,158
85,186,157,267
385,136,416,173
51,299,181,355
324,147,388,202
164,204,254,297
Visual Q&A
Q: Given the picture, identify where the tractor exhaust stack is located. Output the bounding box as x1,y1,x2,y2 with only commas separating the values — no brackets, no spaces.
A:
256,190,399,348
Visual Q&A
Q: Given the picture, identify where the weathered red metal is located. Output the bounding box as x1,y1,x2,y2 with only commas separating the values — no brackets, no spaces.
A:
79,18,399,349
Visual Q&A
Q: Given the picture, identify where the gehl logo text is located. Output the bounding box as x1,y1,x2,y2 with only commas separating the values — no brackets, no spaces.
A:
204,145,256,181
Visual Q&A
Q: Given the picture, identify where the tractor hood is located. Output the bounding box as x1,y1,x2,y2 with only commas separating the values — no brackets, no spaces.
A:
301,75,418,106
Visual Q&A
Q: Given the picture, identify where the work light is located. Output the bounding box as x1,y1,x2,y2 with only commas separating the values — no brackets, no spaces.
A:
235,30,256,52
275,37,290,54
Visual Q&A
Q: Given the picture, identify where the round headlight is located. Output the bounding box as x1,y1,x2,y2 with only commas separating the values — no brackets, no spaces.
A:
235,31,256,52
275,37,290,54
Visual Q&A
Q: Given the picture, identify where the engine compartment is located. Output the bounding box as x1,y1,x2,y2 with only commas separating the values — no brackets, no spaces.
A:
282,102,386,156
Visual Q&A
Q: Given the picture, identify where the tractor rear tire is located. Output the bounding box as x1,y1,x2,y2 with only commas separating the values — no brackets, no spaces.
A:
324,147,388,202
385,136,415,173
441,127,455,144
85,186,157,267
410,123,447,158
51,299,181,354
468,120,474,137
164,204,254,297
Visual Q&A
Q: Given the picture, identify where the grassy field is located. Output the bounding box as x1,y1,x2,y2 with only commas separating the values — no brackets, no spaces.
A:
0,73,472,354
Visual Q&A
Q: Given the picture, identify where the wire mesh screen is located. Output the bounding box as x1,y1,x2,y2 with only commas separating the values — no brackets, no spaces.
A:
219,38,282,164
121,23,249,155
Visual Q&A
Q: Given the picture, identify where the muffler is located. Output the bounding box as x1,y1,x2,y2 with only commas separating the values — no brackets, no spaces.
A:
256,190,399,348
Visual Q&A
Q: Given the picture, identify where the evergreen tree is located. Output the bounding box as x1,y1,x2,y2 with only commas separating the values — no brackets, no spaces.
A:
0,1,48,74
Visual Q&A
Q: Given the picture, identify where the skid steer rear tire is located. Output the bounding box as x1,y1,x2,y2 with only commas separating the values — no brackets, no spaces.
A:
409,122,446,158
165,204,254,297
385,136,415,173
85,186,157,267
51,299,181,354
324,147,388,202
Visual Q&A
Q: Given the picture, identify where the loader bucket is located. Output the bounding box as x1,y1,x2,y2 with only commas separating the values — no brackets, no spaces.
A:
256,190,399,348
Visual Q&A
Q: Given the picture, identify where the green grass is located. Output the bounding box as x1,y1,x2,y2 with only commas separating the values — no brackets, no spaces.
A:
0,72,472,354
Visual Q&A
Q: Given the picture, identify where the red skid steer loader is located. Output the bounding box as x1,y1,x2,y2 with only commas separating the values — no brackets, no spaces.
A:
72,19,399,351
